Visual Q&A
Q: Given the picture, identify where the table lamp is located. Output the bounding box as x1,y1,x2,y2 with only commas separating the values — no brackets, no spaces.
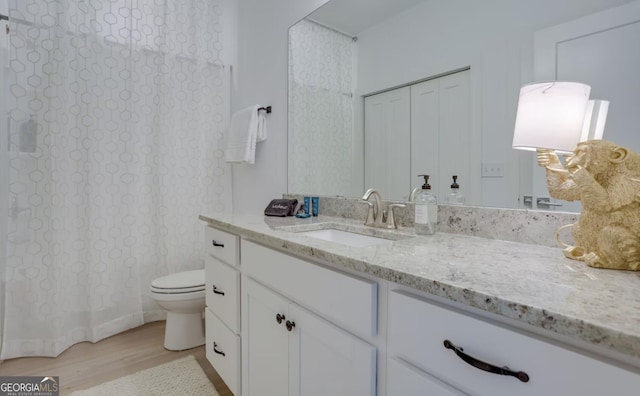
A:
512,81,640,271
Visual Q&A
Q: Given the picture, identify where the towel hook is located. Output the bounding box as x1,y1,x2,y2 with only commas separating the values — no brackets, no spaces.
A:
257,106,272,114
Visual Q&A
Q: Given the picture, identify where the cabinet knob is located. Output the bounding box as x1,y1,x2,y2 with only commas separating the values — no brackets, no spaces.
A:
286,320,296,332
276,313,286,324
212,239,224,247
212,285,225,295
213,342,226,357
443,339,529,383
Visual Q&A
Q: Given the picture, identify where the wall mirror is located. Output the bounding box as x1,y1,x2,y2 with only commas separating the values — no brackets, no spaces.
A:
287,0,640,211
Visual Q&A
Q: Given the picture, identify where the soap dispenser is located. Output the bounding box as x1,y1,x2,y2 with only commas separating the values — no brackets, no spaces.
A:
445,175,465,205
414,175,437,235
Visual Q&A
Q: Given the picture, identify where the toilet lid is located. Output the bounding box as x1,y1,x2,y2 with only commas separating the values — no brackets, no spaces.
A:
151,269,205,291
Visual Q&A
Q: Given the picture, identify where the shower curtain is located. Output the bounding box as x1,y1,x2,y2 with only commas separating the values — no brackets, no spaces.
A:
288,19,355,196
1,0,231,359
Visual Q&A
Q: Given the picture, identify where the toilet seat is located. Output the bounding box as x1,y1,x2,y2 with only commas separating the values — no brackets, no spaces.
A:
151,269,205,294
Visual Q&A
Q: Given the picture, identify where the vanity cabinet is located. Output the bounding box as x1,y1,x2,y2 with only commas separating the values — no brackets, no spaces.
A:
241,240,377,396
204,226,241,395
387,290,640,396
202,216,640,396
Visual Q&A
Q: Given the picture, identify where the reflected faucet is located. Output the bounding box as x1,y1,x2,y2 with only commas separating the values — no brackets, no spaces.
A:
408,187,421,202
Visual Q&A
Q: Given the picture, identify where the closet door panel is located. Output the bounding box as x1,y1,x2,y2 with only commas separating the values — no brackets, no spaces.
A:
438,71,471,202
410,79,439,192
364,86,411,200
411,70,470,202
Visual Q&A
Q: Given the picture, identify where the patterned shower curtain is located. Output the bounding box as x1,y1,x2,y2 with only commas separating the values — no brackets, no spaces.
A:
1,0,231,358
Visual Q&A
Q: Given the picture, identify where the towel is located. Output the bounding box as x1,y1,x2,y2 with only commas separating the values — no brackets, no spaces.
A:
225,105,268,164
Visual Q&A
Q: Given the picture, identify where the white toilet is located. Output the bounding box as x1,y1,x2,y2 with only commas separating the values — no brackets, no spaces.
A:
150,269,206,351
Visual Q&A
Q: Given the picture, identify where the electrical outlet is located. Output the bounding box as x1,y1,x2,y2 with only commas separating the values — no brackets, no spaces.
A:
481,162,504,177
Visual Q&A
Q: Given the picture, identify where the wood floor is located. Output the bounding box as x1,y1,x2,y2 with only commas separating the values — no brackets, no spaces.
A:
0,321,233,396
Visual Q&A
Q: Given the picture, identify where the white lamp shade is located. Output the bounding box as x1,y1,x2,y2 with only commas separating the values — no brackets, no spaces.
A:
512,82,591,153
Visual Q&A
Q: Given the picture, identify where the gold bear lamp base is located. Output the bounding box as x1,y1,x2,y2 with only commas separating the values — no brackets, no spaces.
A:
538,140,640,270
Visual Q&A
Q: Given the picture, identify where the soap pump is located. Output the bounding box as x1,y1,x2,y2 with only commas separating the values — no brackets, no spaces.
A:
414,175,437,235
445,175,465,205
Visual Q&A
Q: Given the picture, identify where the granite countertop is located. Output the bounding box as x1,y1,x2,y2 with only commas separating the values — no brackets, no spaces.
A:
199,213,640,362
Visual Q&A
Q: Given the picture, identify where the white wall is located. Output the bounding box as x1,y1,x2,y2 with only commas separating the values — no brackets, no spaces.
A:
232,0,328,215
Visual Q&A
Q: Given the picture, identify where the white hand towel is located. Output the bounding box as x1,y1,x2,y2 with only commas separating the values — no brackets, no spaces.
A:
256,110,267,142
225,105,267,164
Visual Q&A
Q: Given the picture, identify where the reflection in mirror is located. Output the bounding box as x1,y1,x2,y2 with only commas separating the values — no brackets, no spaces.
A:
288,19,356,197
287,0,640,211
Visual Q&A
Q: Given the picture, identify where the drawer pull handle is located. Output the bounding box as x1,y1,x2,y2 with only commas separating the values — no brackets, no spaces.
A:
212,285,225,295
213,342,226,357
212,240,225,248
443,339,529,383
286,320,296,332
276,313,286,324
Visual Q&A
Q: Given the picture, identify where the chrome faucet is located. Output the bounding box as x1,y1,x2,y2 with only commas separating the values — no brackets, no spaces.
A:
360,188,406,229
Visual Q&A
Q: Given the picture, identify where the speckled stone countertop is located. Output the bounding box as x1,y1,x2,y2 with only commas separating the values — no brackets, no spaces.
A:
199,213,640,362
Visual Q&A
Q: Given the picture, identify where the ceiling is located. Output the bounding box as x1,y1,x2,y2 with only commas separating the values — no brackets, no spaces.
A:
307,0,427,36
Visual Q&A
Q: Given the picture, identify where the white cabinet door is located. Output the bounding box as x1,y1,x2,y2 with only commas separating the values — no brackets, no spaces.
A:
289,303,376,396
364,86,411,201
243,278,289,396
387,358,466,396
243,278,376,396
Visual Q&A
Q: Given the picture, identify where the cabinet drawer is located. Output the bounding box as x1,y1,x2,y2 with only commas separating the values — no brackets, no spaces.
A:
205,256,240,333
242,240,377,338
387,358,466,396
206,308,240,396
388,291,640,396
205,226,238,266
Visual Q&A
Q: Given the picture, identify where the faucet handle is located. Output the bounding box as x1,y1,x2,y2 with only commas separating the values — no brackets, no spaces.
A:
386,203,406,229
360,200,376,226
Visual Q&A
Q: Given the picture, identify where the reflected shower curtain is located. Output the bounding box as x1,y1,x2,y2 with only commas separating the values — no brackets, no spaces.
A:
288,19,355,196
1,0,231,358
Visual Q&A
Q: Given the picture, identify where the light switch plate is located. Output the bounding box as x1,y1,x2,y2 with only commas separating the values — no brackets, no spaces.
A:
481,162,504,177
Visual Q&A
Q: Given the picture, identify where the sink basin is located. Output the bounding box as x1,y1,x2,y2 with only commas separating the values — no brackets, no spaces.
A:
297,228,390,247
